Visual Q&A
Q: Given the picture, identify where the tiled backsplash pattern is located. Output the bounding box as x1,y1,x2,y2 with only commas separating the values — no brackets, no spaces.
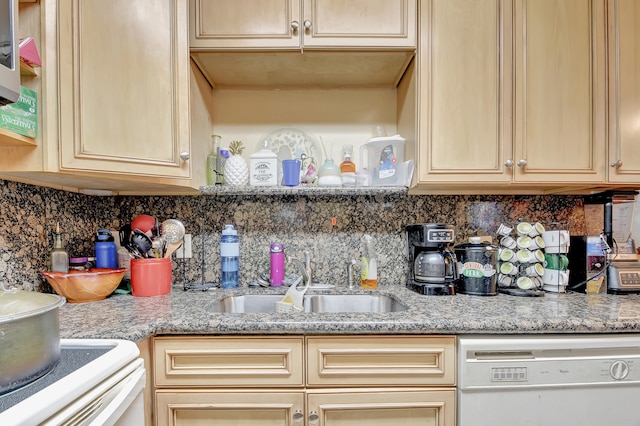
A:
0,180,586,292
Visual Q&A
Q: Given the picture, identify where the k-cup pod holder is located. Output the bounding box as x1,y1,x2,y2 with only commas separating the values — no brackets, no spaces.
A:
496,220,569,296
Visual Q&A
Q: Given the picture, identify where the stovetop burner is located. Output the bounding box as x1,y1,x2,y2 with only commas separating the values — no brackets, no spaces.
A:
0,346,111,413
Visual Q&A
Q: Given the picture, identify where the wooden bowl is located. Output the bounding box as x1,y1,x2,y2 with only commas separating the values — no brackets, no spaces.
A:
42,268,126,303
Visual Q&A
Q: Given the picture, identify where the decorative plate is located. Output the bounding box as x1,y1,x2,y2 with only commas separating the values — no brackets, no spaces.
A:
258,127,326,167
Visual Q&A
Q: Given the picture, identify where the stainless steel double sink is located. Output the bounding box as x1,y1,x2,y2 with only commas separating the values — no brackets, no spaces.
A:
210,294,407,313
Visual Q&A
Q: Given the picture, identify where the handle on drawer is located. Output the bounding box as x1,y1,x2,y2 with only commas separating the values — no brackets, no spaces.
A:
293,409,304,423
309,410,320,424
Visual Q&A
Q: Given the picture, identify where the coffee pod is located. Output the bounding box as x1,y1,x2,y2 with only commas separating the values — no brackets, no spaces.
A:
528,222,546,237
498,273,513,287
516,236,532,250
525,263,544,277
516,276,534,290
528,236,545,250
516,222,533,236
542,268,569,286
500,236,517,249
533,249,545,263
499,248,515,262
500,262,518,275
516,249,532,263
497,223,514,237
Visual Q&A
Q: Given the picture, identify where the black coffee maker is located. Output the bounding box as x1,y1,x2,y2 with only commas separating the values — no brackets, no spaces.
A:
406,223,458,295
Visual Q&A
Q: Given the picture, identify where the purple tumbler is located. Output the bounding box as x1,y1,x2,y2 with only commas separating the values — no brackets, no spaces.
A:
270,242,285,286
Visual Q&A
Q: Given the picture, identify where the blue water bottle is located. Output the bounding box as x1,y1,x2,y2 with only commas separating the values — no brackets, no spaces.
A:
220,225,239,288
95,228,118,269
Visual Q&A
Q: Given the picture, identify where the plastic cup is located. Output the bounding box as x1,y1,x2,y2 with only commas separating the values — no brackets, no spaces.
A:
130,257,172,297
282,159,301,186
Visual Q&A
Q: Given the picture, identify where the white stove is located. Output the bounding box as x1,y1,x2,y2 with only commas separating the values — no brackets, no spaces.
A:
0,339,145,425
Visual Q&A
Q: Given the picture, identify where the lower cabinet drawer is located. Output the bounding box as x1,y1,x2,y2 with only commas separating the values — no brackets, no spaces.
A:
154,336,304,387
306,335,456,386
155,390,305,425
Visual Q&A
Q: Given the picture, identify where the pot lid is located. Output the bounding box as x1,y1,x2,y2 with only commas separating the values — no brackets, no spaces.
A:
0,283,65,323
455,237,499,251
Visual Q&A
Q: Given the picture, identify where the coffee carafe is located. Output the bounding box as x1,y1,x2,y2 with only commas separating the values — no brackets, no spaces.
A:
406,223,458,295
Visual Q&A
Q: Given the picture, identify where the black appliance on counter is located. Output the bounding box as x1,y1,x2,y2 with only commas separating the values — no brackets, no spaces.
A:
568,190,640,294
406,223,458,295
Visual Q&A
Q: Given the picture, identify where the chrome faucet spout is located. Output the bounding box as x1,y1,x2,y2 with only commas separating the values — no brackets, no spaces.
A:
289,257,311,287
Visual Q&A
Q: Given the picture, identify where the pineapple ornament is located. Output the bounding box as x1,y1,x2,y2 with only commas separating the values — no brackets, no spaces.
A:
224,140,249,186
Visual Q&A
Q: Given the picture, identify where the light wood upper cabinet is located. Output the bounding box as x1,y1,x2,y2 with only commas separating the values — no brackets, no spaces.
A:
415,0,608,192
190,0,416,49
1,0,203,195
512,0,606,184
608,0,640,183
57,0,191,179
417,0,511,185
189,0,416,89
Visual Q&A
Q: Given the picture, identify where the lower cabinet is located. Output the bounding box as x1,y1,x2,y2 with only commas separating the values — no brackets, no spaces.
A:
153,335,456,426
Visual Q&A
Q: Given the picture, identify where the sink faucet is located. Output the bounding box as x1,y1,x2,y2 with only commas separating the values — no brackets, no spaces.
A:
289,253,312,287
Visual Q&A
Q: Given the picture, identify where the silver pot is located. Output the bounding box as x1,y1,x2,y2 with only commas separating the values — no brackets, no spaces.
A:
0,284,65,394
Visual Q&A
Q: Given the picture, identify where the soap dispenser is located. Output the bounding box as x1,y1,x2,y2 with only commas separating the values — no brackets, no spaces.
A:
50,222,69,272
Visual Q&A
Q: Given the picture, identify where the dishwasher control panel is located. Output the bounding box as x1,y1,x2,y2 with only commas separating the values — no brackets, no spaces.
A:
491,367,527,383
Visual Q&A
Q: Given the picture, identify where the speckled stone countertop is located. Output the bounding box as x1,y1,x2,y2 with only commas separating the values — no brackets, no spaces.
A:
58,284,640,342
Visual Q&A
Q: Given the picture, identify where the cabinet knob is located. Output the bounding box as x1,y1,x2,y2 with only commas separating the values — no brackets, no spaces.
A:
610,159,623,168
293,410,304,423
517,159,527,168
179,152,190,161
504,159,514,168
304,20,312,30
308,410,320,424
291,20,300,31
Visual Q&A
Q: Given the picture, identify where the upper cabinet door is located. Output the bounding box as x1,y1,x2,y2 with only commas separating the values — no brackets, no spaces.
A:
417,0,512,184
57,0,191,178
302,0,416,48
513,0,606,184
190,0,301,49
608,0,640,183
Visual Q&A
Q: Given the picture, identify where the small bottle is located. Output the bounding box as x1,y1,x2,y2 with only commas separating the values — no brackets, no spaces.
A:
50,222,69,272
95,228,118,269
221,224,239,288
360,234,378,289
340,145,357,186
270,242,285,286
207,134,223,185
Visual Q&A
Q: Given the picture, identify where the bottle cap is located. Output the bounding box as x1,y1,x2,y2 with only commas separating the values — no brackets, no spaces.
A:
270,242,284,253
222,224,237,236
96,228,115,242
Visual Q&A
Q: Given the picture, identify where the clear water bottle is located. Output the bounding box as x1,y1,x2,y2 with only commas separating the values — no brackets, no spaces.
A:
221,224,239,288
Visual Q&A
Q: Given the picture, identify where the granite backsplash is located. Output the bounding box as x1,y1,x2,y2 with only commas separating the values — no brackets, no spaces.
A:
0,179,587,292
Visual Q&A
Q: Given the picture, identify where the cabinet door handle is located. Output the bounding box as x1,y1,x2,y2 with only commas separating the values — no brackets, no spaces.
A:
610,159,623,168
304,20,312,30
308,410,320,424
517,159,527,167
291,20,300,31
179,151,190,161
504,159,514,168
293,409,304,423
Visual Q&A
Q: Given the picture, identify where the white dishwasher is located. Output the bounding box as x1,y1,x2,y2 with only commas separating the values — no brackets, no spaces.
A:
458,334,640,426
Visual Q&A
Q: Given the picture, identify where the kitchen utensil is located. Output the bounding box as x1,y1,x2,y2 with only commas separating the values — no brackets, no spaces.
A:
0,281,65,395
161,219,185,258
131,214,157,237
131,229,153,258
